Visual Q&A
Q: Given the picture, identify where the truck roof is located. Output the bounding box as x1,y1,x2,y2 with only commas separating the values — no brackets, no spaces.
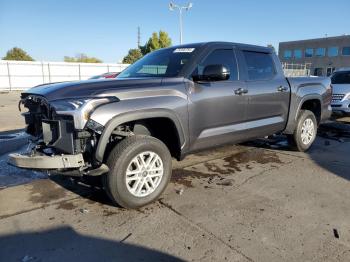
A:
170,41,273,53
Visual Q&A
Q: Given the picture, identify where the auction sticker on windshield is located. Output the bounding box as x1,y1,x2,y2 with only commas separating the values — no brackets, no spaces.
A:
173,48,195,53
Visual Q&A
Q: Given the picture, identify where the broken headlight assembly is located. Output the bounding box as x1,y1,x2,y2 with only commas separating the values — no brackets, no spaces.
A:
50,97,118,129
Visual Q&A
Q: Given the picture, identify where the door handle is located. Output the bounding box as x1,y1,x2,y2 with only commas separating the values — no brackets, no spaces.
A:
234,88,248,95
277,86,288,92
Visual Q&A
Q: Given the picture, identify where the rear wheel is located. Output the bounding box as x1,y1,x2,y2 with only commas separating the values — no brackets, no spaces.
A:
288,110,317,152
103,135,172,209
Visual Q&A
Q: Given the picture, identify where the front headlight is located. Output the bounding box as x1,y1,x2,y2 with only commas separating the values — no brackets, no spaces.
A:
50,99,90,111
50,97,118,129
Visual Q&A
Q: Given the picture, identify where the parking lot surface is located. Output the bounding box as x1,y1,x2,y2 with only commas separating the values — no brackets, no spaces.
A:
1,121,350,262
0,91,25,132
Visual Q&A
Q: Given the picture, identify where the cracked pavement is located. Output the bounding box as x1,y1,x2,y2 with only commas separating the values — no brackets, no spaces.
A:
1,125,350,261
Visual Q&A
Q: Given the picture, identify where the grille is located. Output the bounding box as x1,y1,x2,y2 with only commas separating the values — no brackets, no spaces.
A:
332,94,345,103
25,95,51,118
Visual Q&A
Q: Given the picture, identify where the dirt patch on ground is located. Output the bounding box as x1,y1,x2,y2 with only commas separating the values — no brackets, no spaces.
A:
204,162,229,175
55,201,77,210
223,149,283,172
102,209,120,217
28,180,67,204
171,168,215,188
171,149,282,188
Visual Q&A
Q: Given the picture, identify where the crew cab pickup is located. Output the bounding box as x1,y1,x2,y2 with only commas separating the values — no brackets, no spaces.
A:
9,42,332,208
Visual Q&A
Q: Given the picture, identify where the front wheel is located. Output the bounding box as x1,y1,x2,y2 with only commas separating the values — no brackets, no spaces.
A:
103,135,172,209
288,110,317,152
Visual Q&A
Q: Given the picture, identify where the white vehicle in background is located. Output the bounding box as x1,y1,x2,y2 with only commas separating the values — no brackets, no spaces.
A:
331,69,350,115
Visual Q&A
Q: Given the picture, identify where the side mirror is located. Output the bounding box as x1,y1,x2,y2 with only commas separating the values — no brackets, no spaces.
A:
193,64,230,82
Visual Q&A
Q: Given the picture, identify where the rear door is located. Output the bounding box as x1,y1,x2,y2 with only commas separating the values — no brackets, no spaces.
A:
188,47,248,151
241,50,290,137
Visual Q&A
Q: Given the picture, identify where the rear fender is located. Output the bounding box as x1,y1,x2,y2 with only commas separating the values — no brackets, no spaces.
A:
284,94,322,134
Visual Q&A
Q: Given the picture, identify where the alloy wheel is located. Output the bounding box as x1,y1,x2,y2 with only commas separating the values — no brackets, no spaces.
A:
125,151,164,197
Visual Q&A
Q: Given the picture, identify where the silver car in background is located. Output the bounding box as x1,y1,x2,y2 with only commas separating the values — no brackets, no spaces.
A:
331,69,350,115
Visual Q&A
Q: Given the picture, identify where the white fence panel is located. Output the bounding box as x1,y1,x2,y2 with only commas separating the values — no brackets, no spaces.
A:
0,63,10,89
282,62,311,77
0,60,129,91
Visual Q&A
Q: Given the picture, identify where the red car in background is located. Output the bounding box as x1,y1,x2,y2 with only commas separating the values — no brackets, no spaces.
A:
89,72,119,79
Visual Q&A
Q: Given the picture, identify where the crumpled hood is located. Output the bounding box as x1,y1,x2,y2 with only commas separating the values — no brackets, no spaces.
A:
22,78,163,101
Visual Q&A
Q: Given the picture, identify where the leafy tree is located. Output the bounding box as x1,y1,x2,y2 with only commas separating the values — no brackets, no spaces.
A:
141,30,172,55
2,47,34,61
122,48,143,64
142,32,160,54
122,30,172,64
267,44,276,53
64,53,102,63
159,31,172,49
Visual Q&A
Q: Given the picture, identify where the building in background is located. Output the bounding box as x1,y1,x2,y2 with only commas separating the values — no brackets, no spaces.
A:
279,35,350,76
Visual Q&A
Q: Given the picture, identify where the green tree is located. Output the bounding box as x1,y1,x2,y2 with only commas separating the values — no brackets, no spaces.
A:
267,44,276,53
122,48,143,64
2,47,34,61
159,31,172,48
141,30,172,55
64,53,102,63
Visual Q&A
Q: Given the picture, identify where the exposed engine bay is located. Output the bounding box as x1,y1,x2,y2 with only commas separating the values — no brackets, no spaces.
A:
18,94,97,171
12,94,134,176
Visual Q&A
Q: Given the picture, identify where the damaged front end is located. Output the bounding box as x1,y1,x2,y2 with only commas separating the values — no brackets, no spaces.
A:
9,94,116,176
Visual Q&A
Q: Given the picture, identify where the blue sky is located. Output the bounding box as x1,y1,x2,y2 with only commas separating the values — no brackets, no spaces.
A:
1,0,349,63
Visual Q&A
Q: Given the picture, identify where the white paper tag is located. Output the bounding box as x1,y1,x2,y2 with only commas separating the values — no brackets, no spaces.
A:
173,48,195,53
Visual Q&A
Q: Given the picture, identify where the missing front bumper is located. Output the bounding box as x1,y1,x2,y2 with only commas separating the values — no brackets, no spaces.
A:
8,153,85,170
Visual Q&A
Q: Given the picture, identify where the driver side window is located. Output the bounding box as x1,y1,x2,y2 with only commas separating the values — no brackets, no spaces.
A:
194,49,238,80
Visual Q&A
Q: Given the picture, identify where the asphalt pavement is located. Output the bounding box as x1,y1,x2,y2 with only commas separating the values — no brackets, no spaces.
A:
1,122,350,261
0,91,25,132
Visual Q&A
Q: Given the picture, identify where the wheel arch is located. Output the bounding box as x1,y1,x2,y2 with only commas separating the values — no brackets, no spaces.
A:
284,94,322,134
299,98,321,123
95,109,186,162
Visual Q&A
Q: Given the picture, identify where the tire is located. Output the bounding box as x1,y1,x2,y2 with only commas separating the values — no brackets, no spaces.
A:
288,110,317,152
103,135,172,209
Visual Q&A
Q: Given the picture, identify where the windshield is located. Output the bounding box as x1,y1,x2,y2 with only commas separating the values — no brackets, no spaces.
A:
331,71,350,84
117,47,197,78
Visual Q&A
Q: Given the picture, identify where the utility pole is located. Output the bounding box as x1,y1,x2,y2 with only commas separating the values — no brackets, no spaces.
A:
137,26,141,48
169,2,193,44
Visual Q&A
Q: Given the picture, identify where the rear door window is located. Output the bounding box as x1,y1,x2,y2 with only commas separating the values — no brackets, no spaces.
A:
243,51,276,81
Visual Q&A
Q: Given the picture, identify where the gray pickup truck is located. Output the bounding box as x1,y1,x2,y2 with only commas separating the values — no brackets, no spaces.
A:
9,42,332,208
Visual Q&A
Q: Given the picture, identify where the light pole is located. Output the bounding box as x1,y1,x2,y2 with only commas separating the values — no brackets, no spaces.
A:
169,2,193,44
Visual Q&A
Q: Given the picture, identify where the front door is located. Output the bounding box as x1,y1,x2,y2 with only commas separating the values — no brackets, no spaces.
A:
188,48,248,151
